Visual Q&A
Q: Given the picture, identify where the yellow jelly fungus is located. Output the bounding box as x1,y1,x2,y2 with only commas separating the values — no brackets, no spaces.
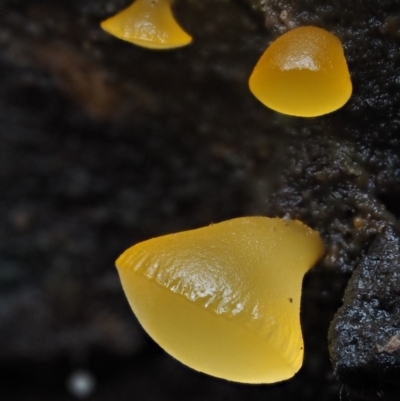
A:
249,26,352,117
116,217,324,383
100,0,192,49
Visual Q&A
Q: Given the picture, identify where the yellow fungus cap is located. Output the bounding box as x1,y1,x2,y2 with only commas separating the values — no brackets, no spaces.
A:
100,0,192,49
249,26,352,117
116,217,324,383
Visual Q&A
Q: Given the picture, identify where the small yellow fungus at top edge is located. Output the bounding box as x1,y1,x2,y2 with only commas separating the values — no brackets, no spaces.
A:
249,26,352,117
100,0,192,49
115,217,324,384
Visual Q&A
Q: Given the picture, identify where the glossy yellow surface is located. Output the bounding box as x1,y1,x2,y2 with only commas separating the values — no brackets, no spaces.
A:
116,217,324,383
100,0,192,49
249,26,352,117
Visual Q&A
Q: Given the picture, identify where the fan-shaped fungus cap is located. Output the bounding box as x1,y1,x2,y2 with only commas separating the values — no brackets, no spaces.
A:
116,217,324,383
249,26,352,117
100,0,192,49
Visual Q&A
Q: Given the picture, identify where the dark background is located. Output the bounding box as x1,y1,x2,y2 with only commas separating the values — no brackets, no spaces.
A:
1,1,400,400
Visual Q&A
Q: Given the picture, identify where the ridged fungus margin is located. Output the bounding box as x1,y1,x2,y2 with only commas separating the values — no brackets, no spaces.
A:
100,0,192,49
249,26,352,117
115,217,324,383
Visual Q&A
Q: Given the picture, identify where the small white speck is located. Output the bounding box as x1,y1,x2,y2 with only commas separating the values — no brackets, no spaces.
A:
66,370,96,399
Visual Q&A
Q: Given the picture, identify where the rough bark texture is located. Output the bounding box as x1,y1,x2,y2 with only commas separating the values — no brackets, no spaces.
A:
1,0,400,400
329,225,400,401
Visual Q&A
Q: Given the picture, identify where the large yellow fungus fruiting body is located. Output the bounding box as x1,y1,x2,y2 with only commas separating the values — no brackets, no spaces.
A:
116,217,324,383
100,0,192,49
249,26,352,117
